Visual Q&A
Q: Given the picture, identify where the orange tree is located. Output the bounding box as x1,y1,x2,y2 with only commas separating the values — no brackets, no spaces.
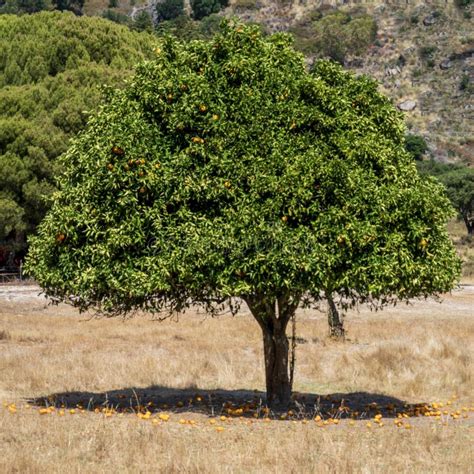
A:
25,22,461,409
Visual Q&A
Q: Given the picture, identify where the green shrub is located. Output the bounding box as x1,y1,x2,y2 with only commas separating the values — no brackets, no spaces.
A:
132,11,153,32
460,73,472,92
0,0,52,13
405,134,428,160
419,45,437,60
102,9,130,25
290,10,377,62
156,0,184,22
191,0,228,20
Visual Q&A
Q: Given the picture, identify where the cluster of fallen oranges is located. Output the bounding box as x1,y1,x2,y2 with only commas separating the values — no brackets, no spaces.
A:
3,394,472,433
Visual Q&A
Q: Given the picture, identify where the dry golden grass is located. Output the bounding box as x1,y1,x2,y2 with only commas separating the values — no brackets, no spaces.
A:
448,219,474,281
1,285,473,473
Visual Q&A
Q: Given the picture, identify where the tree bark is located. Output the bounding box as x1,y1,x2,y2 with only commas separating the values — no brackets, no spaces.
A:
327,292,345,340
245,293,300,410
262,322,291,409
462,214,473,236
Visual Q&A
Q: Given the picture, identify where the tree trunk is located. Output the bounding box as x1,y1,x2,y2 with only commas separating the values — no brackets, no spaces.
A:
262,325,291,409
463,214,473,236
245,294,300,410
327,293,345,340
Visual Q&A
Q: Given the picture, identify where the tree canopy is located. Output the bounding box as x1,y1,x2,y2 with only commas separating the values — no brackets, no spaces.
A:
25,22,461,407
191,0,228,21
0,12,157,249
418,161,474,235
156,0,184,22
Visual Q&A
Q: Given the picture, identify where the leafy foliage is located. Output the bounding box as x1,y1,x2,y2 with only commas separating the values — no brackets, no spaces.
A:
132,10,154,32
26,22,461,316
418,161,474,235
156,0,184,22
0,12,157,249
0,12,156,87
0,0,52,14
405,134,428,161
459,73,472,93
53,0,83,14
290,9,377,62
101,9,131,26
191,0,228,21
0,0,83,14
156,13,224,41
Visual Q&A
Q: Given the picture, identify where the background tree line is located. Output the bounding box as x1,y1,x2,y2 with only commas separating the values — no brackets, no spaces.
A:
0,12,157,267
0,10,472,269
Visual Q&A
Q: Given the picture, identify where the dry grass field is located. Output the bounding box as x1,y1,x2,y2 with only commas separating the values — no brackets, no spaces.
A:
449,220,474,282
1,284,473,473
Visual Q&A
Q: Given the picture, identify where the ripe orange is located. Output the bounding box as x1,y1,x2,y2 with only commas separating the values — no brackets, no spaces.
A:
111,145,124,156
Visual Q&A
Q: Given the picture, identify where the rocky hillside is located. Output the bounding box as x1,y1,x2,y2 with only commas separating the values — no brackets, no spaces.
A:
230,1,473,164
353,4,472,165
78,0,474,163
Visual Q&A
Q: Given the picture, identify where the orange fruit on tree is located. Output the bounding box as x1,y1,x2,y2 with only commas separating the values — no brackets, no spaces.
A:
111,145,124,156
